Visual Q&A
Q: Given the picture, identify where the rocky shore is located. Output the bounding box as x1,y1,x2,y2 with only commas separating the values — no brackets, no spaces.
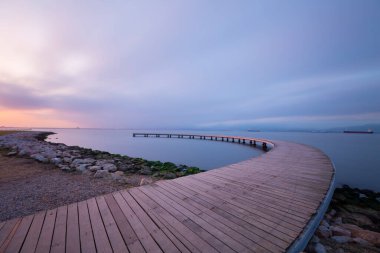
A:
306,186,380,253
0,131,203,183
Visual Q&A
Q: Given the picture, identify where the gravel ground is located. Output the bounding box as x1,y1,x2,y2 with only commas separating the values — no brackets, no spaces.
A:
0,148,156,222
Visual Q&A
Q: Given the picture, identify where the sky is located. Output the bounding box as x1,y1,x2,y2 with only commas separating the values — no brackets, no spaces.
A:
0,1,380,130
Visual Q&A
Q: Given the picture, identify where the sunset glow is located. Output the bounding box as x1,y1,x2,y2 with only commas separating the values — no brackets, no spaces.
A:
0,1,379,129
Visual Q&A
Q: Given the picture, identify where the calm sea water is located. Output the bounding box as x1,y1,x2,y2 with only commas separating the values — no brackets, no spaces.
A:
39,129,380,192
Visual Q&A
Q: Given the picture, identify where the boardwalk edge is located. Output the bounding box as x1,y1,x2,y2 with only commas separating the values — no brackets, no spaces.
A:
286,161,336,253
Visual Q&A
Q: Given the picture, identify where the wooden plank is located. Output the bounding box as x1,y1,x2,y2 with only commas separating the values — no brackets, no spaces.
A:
156,181,277,252
177,176,301,238
96,196,129,253
20,211,46,253
35,208,57,253
4,214,33,253
151,185,265,252
118,192,196,253
51,205,67,253
129,188,218,253
0,218,20,249
103,194,145,253
66,203,80,253
87,198,113,253
112,191,162,253
77,200,96,253
0,221,5,231
167,180,293,248
140,185,246,253
120,190,181,253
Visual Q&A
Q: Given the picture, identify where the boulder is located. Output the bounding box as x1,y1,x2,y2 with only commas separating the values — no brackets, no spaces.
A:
94,170,110,178
76,164,89,172
313,243,326,253
111,171,125,181
331,236,351,244
51,157,62,165
316,225,331,239
163,173,176,179
140,166,152,175
139,178,153,186
341,223,380,247
352,237,372,246
6,151,17,156
88,166,102,172
72,159,85,166
31,154,49,163
102,163,117,172
330,226,351,237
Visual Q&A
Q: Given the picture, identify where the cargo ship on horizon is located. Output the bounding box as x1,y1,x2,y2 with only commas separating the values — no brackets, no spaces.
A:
343,129,374,134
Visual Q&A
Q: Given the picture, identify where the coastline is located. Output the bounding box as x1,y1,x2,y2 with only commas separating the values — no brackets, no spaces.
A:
0,131,379,252
0,131,203,221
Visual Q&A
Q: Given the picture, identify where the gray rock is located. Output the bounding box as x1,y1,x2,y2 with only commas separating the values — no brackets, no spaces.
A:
333,217,342,225
331,236,351,244
18,149,29,156
76,164,89,172
94,170,110,178
7,151,17,156
311,235,320,243
88,166,102,172
102,163,117,172
376,197,380,203
31,154,49,163
111,171,125,181
51,157,62,165
316,225,331,239
59,165,72,172
321,219,330,228
163,173,176,179
359,193,367,199
328,209,337,217
72,159,85,166
63,157,73,163
331,226,351,237
335,248,344,253
313,243,326,253
140,166,152,175
82,158,95,165
352,237,371,246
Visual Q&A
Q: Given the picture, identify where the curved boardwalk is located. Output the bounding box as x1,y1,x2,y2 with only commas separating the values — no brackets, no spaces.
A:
0,134,335,253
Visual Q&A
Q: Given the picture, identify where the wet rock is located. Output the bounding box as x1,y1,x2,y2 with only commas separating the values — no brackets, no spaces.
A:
341,223,380,246
359,193,367,199
94,170,110,178
331,236,351,244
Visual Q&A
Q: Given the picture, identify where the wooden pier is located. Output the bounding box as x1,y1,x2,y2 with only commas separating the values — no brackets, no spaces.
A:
0,134,335,253
132,133,269,150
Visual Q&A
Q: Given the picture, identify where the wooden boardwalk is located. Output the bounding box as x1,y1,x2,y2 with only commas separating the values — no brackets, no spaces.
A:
0,134,335,253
